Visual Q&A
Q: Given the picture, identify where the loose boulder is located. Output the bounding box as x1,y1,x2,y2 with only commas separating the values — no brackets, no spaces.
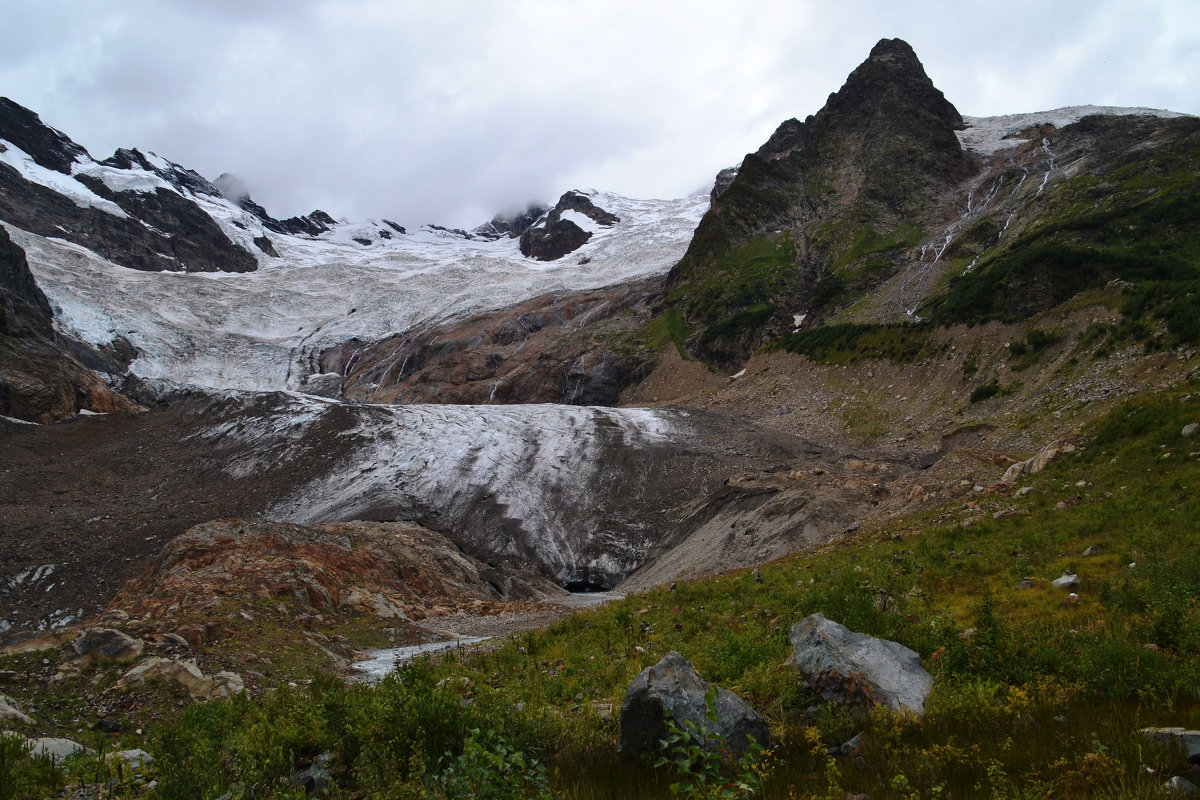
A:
27,737,86,760
72,628,144,663
790,614,932,715
619,651,770,759
1142,727,1200,762
1001,441,1076,483
117,657,245,701
0,692,33,725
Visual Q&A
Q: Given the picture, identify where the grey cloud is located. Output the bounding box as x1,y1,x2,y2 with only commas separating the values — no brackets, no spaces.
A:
1,0,1195,229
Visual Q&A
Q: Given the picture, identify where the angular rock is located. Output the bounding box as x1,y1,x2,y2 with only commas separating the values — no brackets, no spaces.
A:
1001,441,1076,482
116,657,241,701
72,628,144,663
619,651,770,758
789,613,932,715
0,692,33,725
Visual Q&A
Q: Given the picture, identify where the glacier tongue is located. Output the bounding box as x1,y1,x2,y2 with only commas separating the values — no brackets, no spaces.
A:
183,392,782,589
6,190,707,396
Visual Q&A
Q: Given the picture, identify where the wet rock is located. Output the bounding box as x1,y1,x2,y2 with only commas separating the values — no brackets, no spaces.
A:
790,613,932,715
619,651,770,758
72,628,144,663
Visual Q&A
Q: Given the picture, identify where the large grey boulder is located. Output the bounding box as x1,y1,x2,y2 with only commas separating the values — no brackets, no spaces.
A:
790,614,932,715
619,651,770,758
27,737,86,760
1142,727,1200,762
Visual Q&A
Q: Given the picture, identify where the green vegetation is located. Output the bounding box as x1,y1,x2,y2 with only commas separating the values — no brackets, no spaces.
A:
5,384,1200,798
672,234,795,322
930,143,1200,349
641,310,693,359
771,322,940,365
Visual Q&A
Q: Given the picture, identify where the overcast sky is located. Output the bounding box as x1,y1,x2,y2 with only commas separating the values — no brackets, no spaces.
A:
2,1,1197,227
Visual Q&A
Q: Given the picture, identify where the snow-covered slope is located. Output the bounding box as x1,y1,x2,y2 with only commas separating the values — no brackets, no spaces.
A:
956,105,1190,156
4,182,706,393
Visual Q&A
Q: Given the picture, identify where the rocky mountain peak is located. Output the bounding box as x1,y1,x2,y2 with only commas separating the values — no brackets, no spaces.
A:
0,97,89,174
666,38,976,366
820,37,963,134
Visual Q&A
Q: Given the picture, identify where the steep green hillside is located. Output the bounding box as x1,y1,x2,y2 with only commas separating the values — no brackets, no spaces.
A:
655,39,1200,374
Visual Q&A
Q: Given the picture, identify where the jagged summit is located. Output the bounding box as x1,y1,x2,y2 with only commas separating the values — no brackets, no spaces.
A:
0,97,90,174
665,37,975,364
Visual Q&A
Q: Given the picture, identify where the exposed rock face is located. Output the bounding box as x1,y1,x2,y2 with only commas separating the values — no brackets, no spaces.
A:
619,651,770,758
0,98,263,274
109,519,555,623
790,613,933,715
474,204,547,239
521,217,591,260
711,165,739,202
519,190,620,260
664,38,975,365
328,279,662,405
0,97,88,173
0,226,140,421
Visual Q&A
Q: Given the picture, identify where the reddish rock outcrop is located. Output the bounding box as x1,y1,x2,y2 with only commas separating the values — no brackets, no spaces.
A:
109,519,557,624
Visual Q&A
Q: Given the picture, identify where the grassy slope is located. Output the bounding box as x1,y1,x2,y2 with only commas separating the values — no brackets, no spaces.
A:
7,383,1197,799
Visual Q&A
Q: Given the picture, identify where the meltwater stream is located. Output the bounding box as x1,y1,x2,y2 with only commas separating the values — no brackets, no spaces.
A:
352,637,493,682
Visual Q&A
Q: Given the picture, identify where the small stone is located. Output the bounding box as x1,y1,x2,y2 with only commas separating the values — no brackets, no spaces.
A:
1017,579,1034,589
1082,545,1098,557
1062,593,1080,606
108,749,153,770
1182,423,1198,438
94,718,121,733
1052,572,1080,589
839,732,864,755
